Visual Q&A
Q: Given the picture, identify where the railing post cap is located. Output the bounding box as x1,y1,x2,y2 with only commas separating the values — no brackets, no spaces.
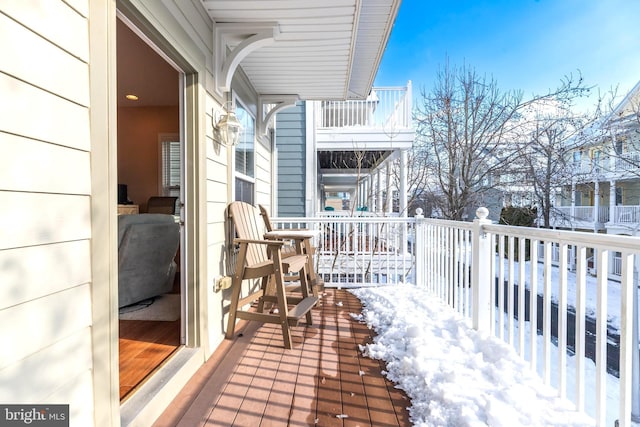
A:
476,207,489,220
415,208,424,217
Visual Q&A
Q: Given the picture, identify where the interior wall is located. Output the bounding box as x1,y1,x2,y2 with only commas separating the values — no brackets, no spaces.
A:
117,106,179,211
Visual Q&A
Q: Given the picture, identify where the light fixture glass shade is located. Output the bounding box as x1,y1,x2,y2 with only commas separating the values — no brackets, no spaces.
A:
217,111,242,146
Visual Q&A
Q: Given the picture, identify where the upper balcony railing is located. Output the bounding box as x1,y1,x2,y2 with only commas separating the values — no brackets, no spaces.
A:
550,206,610,224
271,210,640,427
573,151,640,178
549,205,640,225
316,85,412,130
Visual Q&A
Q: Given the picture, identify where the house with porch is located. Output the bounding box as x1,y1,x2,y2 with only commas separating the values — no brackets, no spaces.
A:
273,84,415,217
549,81,640,275
0,1,400,425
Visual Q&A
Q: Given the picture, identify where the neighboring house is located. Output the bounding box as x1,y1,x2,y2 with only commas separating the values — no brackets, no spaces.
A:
553,81,640,235
548,81,640,275
0,1,399,426
273,84,415,217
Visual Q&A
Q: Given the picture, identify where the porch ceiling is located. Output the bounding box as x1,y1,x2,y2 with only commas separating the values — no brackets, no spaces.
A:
200,0,400,100
319,150,391,191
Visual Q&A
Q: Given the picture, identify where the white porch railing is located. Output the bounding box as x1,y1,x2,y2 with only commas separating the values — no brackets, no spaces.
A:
613,206,640,223
271,216,413,286
551,206,610,224
272,210,640,427
615,151,640,172
317,86,412,129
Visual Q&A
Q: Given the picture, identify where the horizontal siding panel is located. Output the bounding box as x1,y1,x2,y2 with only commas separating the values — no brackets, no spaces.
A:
0,328,91,401
0,192,91,250
276,143,305,152
63,0,89,17
0,73,90,150
0,13,89,106
279,159,305,168
274,122,305,131
205,157,228,184
47,369,94,426
2,0,89,61
0,284,92,369
206,201,228,224
277,189,304,198
0,134,91,194
0,240,91,309
206,180,228,202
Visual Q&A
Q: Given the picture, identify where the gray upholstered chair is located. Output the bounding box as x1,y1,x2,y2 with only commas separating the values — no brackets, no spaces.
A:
146,196,178,214
118,214,180,308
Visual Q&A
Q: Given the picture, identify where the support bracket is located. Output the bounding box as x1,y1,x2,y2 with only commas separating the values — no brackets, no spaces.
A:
215,22,280,94
258,95,301,137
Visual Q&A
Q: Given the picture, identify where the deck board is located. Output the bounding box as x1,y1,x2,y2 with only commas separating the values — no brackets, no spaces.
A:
153,289,411,426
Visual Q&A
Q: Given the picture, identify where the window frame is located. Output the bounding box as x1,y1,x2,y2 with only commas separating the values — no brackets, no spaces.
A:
232,97,256,204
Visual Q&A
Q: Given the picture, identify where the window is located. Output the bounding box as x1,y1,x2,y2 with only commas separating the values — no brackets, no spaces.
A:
234,102,255,204
159,134,181,214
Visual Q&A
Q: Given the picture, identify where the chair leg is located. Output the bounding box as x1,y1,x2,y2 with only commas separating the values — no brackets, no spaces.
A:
298,265,313,326
225,276,243,340
256,275,270,313
273,254,293,349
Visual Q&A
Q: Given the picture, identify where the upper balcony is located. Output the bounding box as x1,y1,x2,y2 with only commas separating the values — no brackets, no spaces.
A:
159,211,639,427
314,84,415,151
573,151,640,183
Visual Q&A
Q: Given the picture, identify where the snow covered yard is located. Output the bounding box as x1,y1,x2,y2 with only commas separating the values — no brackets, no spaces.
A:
350,284,596,427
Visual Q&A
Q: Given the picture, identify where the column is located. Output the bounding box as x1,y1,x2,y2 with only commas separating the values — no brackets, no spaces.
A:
571,181,576,225
400,149,408,217
594,180,600,226
376,170,383,214
610,180,617,223
386,163,393,214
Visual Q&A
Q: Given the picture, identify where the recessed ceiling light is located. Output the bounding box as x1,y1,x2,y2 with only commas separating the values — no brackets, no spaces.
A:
125,94,139,101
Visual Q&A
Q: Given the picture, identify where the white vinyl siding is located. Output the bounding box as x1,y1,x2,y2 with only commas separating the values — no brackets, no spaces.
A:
0,1,93,426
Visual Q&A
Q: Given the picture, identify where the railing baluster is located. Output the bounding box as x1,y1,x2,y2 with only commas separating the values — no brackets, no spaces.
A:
558,242,568,399
575,245,587,412
529,239,538,371
498,234,505,340
508,236,515,346
518,237,526,356
596,249,608,426
543,241,552,386
619,252,634,427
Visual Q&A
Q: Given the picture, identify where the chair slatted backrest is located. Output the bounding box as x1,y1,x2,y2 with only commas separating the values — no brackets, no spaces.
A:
228,201,269,266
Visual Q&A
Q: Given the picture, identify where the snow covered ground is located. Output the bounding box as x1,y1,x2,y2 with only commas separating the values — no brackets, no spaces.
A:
498,258,624,333
350,284,605,427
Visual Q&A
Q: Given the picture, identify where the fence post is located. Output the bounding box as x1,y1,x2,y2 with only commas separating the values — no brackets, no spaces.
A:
472,207,492,332
414,208,425,287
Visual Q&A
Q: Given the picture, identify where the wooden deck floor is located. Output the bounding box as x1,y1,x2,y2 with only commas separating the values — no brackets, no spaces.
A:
153,289,411,426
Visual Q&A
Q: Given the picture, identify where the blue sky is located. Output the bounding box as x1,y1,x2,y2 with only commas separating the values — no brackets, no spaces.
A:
375,0,640,108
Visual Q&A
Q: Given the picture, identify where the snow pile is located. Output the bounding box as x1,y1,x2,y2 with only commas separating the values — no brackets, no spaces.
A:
350,284,595,427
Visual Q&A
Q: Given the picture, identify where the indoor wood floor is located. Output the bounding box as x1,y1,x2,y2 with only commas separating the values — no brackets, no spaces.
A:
119,318,181,400
152,289,411,427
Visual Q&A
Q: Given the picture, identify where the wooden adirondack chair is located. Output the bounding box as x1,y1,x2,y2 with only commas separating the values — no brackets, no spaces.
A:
226,201,318,349
258,204,324,296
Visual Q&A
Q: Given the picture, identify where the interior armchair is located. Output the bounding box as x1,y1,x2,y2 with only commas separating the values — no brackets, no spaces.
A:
118,214,180,308
146,196,178,214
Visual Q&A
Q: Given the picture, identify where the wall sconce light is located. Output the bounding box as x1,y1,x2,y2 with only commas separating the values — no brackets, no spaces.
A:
213,102,242,147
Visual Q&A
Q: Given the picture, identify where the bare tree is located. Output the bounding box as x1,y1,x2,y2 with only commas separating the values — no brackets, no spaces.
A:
516,97,593,228
414,60,591,221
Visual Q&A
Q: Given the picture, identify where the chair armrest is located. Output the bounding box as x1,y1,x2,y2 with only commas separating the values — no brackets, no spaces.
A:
264,230,318,241
234,238,285,246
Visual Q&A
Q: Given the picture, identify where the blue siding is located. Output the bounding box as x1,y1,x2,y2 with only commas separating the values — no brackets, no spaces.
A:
275,103,306,217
